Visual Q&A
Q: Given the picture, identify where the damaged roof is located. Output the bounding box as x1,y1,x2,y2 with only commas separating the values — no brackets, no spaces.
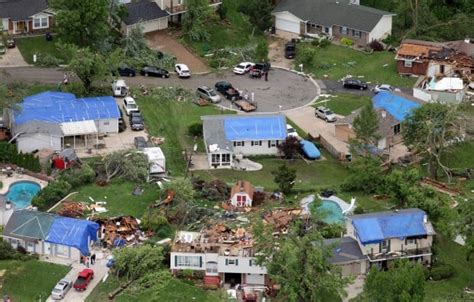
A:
397,39,474,60
230,180,255,198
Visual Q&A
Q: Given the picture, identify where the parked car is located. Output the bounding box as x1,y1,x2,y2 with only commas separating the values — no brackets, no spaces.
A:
315,106,337,122
51,279,72,300
343,78,368,90
233,62,254,74
6,39,15,48
140,66,169,78
112,79,129,97
123,96,139,116
249,63,269,79
129,112,144,131
0,42,5,55
372,84,400,94
134,136,148,149
285,41,296,59
73,269,94,291
175,63,191,78
300,140,321,160
196,86,221,103
118,107,126,132
215,81,241,101
286,124,299,138
118,66,136,77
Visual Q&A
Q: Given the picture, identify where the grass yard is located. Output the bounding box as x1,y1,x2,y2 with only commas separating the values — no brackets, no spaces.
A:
314,93,372,116
0,260,70,301
442,141,474,170
296,44,417,88
66,180,161,218
87,275,222,302
16,36,67,65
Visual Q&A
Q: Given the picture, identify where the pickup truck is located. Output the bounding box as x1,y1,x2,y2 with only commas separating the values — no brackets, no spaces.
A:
215,81,241,101
73,269,94,291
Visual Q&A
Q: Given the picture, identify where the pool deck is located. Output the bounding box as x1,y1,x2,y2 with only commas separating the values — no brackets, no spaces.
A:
300,194,353,216
0,173,48,194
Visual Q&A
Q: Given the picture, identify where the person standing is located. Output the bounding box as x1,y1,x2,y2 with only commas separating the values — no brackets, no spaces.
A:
91,253,96,265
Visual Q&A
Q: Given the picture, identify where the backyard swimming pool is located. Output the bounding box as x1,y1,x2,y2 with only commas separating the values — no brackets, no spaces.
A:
315,199,345,224
4,181,41,209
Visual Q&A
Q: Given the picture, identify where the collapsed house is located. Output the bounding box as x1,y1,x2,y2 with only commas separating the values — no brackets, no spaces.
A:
93,216,145,248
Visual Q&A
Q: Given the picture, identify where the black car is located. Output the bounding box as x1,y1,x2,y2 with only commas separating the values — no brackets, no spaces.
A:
130,116,144,131
215,81,241,101
118,107,126,132
134,136,148,149
118,66,136,77
249,63,270,78
6,39,15,48
343,78,368,90
285,41,296,59
140,66,169,78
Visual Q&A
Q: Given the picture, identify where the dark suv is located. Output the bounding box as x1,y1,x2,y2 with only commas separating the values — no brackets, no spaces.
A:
343,78,368,90
129,112,144,131
285,41,296,59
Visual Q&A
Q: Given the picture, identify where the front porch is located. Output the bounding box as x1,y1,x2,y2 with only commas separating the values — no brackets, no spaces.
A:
12,20,29,34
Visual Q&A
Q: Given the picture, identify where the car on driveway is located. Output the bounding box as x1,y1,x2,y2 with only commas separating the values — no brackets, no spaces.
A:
215,81,241,101
315,106,337,122
6,39,15,48
0,42,5,55
233,62,254,74
175,63,191,78
286,124,299,138
141,66,169,78
372,84,400,94
118,66,136,77
123,96,139,116
51,279,72,300
73,269,94,291
134,136,148,149
343,78,368,90
196,86,221,103
129,112,144,131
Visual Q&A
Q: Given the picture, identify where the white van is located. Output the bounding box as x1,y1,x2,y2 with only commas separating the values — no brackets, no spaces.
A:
123,97,139,116
112,79,129,97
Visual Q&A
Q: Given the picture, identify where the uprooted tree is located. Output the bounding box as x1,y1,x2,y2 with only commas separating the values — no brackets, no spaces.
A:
97,150,148,183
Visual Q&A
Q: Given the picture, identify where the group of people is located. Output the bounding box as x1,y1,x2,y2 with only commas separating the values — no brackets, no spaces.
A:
81,253,96,267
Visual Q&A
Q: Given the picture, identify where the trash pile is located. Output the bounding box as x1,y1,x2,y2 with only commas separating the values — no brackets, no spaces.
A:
150,136,165,145
263,208,302,232
58,202,88,218
93,216,147,248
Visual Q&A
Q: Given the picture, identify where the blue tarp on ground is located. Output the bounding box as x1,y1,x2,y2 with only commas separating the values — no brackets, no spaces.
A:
46,217,99,256
352,209,428,244
372,91,421,122
224,115,286,141
14,91,120,125
300,140,321,159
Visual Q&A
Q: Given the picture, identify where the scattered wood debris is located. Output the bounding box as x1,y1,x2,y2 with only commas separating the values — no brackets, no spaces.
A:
58,201,87,218
420,177,460,196
93,216,146,247
263,208,302,231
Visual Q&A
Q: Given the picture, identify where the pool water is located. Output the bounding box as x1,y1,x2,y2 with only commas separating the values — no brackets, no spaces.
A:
315,200,345,224
6,181,41,209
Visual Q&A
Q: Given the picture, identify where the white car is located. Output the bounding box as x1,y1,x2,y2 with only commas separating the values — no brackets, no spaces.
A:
373,84,401,94
123,96,139,116
315,106,337,122
233,62,254,74
51,279,72,300
175,64,191,78
286,124,299,138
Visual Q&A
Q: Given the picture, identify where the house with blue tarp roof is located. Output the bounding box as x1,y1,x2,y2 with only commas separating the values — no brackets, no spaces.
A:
7,91,120,153
201,114,287,168
2,210,99,259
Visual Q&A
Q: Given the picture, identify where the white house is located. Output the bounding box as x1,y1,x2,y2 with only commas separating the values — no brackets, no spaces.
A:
122,1,169,35
201,114,287,169
229,180,254,207
272,0,394,46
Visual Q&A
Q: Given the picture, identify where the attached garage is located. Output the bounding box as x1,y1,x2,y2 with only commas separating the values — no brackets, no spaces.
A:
123,1,169,35
245,273,265,285
273,11,303,35
138,18,168,34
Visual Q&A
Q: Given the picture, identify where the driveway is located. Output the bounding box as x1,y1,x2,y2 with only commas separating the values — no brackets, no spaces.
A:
0,46,28,67
145,31,209,73
268,36,294,70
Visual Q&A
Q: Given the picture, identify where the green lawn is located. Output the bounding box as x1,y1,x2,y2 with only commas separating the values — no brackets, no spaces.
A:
296,44,417,88
442,141,474,170
16,36,67,64
87,275,222,302
314,93,372,116
0,260,70,301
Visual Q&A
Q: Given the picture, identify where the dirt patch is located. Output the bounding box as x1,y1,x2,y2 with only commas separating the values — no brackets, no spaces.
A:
268,36,295,70
145,31,210,73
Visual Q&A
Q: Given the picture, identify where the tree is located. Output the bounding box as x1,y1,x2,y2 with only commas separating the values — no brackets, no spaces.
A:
254,221,350,301
278,136,300,159
351,103,380,154
402,103,460,180
50,0,110,47
67,46,109,93
457,197,474,261
341,157,384,194
183,0,212,42
113,245,165,281
272,163,296,194
383,168,422,207
161,177,197,227
239,0,273,32
98,150,149,183
363,260,426,302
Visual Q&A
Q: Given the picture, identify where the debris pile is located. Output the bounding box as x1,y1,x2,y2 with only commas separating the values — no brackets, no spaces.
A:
193,179,229,201
263,208,302,232
150,136,165,145
94,216,146,247
58,202,87,218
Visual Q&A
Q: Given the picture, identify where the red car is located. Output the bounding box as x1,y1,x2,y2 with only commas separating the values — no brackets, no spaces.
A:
73,269,94,291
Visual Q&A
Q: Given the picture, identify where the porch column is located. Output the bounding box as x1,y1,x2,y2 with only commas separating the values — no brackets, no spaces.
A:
73,135,76,149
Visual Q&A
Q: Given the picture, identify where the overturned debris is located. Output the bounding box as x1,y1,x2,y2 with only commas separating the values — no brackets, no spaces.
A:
263,208,302,231
93,216,146,247
57,201,87,218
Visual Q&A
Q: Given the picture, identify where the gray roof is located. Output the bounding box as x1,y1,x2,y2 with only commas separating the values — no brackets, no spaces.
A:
324,236,365,264
124,0,169,26
337,107,399,138
349,208,425,220
3,210,56,241
14,120,63,136
273,0,393,33
201,116,234,154
0,0,49,21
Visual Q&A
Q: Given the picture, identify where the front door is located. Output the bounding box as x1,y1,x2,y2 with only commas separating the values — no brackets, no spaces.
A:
44,242,52,255
205,261,218,276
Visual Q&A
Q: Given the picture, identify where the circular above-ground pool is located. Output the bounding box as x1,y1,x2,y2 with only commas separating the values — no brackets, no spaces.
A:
313,199,345,224
5,181,41,209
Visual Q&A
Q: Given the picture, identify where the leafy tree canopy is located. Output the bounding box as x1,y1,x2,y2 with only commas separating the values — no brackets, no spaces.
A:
272,163,297,194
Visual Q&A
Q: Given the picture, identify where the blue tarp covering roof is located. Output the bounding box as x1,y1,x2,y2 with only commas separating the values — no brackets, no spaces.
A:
224,115,286,141
372,91,421,122
352,209,429,244
300,140,321,159
14,91,120,125
46,217,99,256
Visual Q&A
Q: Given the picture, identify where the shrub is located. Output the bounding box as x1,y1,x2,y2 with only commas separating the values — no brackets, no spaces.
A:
32,180,72,210
209,59,220,69
298,47,317,66
35,53,62,67
341,38,354,46
188,123,203,137
369,40,384,51
311,39,320,47
319,39,331,48
141,208,169,232
429,264,455,281
354,206,365,214
58,163,96,188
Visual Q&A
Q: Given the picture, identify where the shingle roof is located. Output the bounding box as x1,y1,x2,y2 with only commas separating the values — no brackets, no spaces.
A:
3,210,56,240
202,116,234,154
124,0,169,26
0,0,49,21
337,107,399,138
14,120,63,136
230,180,255,199
324,236,365,263
273,0,393,32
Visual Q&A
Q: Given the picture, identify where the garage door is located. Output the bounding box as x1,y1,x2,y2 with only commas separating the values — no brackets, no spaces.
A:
275,17,300,34
140,18,168,34
246,274,265,285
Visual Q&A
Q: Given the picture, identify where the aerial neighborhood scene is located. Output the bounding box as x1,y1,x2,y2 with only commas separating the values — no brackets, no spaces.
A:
0,0,474,301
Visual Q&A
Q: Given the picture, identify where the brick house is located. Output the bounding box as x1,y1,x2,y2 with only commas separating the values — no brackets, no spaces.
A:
0,0,54,35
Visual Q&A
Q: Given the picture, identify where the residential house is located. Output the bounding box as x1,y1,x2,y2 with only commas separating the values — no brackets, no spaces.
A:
229,181,254,207
122,0,169,35
272,0,394,46
2,210,99,260
155,0,222,23
335,91,421,151
201,114,287,169
414,76,467,104
0,0,54,35
346,209,435,269
5,91,120,153
324,236,368,276
395,39,474,78
170,229,268,287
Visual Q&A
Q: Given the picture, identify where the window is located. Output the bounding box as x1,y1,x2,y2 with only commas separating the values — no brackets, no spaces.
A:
249,259,257,266
341,26,348,35
222,153,231,164
393,124,401,135
176,255,201,267
251,141,262,146
324,27,330,34
311,23,316,28
404,60,413,68
211,154,220,164
380,240,390,253
103,121,110,125
268,140,277,148
56,244,69,257
233,141,244,147
353,30,361,38
405,238,416,245
33,16,48,29
225,258,239,266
